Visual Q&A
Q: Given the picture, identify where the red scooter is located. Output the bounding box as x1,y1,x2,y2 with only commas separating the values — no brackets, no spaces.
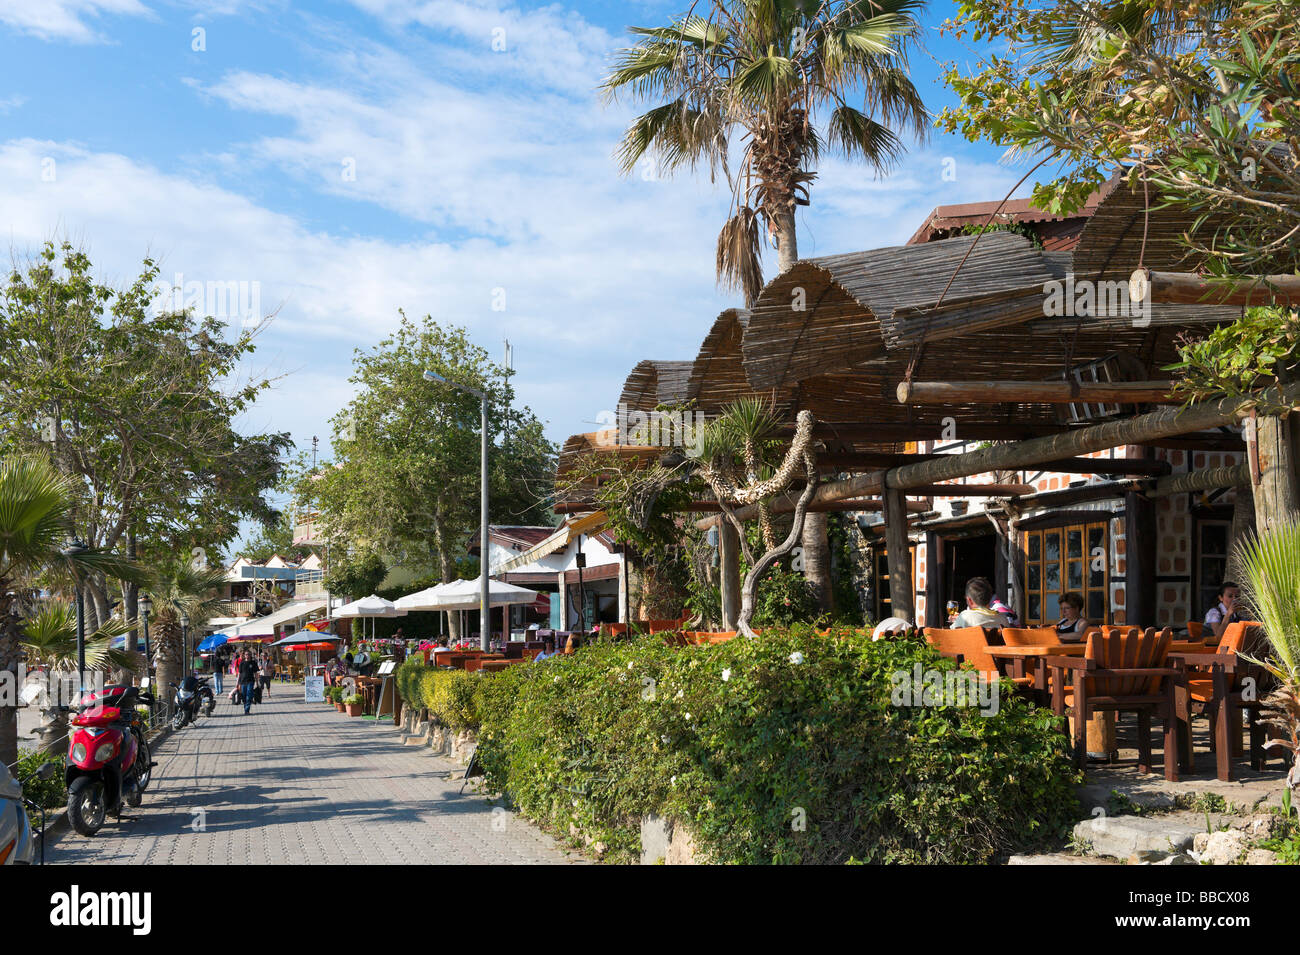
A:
64,685,156,836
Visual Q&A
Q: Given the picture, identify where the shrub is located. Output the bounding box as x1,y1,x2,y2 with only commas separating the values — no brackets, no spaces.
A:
14,750,66,811
343,694,364,707
409,665,482,730
476,626,1079,864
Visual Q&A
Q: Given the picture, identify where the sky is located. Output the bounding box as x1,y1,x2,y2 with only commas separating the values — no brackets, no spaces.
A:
0,0,1038,534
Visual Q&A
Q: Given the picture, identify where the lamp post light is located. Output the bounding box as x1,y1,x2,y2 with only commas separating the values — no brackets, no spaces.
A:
60,539,89,695
179,611,191,676
138,593,153,688
423,368,491,652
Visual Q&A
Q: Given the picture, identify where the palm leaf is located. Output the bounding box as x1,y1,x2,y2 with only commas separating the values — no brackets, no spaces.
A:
826,104,905,167
716,205,764,305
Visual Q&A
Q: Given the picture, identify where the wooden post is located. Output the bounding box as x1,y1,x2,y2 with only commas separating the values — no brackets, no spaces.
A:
1251,413,1300,534
884,485,914,623
555,573,567,629
924,531,944,629
719,520,741,631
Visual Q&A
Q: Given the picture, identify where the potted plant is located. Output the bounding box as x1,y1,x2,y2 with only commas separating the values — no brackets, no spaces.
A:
329,686,345,711
343,693,364,717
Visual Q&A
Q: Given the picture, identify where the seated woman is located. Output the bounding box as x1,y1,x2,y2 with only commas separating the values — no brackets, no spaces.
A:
1055,592,1089,642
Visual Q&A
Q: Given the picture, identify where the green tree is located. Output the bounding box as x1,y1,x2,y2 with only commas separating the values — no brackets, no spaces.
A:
0,455,136,768
939,0,1298,275
0,241,291,642
602,0,928,303
295,314,555,640
324,550,388,601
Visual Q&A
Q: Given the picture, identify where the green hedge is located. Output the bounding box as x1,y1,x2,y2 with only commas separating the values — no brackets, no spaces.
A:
396,657,483,731
475,626,1080,864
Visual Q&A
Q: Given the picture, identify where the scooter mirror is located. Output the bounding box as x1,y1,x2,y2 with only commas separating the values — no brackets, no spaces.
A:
35,761,55,780
140,677,151,690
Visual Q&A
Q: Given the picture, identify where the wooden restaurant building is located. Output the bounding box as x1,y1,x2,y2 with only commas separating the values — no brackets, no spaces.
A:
537,176,1297,634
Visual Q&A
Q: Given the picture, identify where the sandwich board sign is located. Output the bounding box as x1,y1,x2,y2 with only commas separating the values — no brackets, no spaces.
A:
304,675,325,703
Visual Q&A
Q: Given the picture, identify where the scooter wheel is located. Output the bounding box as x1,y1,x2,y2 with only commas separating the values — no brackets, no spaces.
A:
67,776,107,836
134,735,153,792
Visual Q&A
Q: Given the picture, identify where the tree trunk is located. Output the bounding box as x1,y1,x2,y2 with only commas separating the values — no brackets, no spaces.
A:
0,597,22,770
883,485,915,622
125,529,138,655
719,521,741,630
774,209,798,275
153,620,183,715
800,510,832,615
1251,413,1299,534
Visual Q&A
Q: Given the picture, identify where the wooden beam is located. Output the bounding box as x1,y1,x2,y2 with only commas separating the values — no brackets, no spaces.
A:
907,483,1036,497
1131,267,1300,307
897,380,1178,406
672,498,927,514
697,381,1300,529
781,421,1069,442
819,450,1170,476
1148,464,1249,498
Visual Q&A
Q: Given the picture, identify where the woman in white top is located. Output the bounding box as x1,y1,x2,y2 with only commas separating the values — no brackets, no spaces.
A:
1055,592,1089,643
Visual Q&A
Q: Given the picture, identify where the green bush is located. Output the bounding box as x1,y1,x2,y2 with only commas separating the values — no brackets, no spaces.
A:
14,750,66,811
396,656,426,709
476,626,1080,864
405,663,482,730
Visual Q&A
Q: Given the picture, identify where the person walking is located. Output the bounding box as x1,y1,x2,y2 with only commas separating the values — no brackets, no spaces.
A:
237,651,259,715
259,652,273,698
212,650,225,694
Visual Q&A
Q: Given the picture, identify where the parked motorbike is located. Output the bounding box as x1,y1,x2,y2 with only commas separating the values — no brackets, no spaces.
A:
64,684,156,837
0,760,55,864
170,674,215,729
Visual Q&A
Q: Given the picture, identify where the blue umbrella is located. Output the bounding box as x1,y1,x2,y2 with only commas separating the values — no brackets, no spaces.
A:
197,633,232,652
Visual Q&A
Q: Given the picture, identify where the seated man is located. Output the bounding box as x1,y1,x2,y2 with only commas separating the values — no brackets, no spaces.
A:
954,577,1009,629
1203,581,1243,640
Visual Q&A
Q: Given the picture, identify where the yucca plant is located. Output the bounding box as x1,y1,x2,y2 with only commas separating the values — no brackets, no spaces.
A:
20,602,138,754
1233,519,1300,796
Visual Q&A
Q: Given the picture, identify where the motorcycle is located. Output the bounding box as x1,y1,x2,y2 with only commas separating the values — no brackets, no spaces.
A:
170,674,215,729
0,760,55,864
64,684,156,837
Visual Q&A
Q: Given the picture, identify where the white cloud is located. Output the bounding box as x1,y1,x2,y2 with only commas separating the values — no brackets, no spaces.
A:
0,0,150,43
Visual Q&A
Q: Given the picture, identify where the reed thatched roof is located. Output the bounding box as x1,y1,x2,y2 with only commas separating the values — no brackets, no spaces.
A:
618,359,694,412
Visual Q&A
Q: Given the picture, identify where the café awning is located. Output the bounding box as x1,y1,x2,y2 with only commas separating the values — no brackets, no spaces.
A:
233,598,327,637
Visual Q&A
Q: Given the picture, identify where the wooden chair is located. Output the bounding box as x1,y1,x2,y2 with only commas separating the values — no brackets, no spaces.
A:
1185,620,1204,642
1048,627,1182,780
1177,622,1273,780
660,631,690,647
1000,627,1061,647
925,627,1007,677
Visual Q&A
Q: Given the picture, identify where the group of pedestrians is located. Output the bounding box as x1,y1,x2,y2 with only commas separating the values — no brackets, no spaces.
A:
214,649,275,715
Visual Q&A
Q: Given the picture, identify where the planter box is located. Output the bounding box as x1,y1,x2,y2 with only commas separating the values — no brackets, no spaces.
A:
344,703,363,717
335,702,345,712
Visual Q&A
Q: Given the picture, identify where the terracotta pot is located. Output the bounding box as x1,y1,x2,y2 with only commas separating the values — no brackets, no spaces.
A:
335,702,345,712
345,703,363,717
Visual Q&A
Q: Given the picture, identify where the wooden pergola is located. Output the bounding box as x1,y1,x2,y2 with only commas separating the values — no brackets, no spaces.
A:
556,175,1298,629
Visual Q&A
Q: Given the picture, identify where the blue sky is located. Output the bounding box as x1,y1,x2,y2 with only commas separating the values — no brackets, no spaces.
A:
0,0,1038,530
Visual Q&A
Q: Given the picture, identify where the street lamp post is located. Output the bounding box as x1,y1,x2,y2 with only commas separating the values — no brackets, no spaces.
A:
179,612,191,676
138,593,153,685
423,369,491,651
60,539,89,696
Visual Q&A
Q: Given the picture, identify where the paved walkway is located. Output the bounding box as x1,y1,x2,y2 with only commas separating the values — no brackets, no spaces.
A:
48,687,579,865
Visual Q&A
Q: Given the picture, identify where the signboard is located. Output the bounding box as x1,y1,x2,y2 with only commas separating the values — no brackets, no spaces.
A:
304,675,325,703
377,660,396,676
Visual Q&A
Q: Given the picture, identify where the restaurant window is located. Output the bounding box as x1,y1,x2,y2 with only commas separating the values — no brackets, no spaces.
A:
1194,520,1232,621
1022,521,1109,626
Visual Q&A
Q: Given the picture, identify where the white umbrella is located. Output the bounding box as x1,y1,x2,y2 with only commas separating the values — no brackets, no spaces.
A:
393,583,455,612
334,594,407,640
429,577,539,610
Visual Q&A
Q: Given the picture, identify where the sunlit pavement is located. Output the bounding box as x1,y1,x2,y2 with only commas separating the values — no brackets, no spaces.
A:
47,688,579,865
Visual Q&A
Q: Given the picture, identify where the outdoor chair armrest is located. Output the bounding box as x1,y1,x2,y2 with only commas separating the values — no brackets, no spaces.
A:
1174,652,1238,668
1043,655,1091,670
1097,666,1182,678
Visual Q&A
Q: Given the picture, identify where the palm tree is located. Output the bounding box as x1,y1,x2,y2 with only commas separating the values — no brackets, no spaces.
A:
1233,520,1300,797
20,603,136,754
604,1,928,609
0,455,137,768
142,559,230,705
602,0,928,304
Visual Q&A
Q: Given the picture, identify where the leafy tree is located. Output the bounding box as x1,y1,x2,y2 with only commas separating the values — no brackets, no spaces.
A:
0,242,291,643
603,0,929,304
294,314,555,640
238,510,313,565
939,0,1298,275
324,550,388,601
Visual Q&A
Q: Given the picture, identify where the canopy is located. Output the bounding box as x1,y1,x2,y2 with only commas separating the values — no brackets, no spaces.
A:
419,577,540,611
334,594,407,618
233,598,328,637
393,582,456,612
270,632,340,647
281,642,336,652
197,633,232,652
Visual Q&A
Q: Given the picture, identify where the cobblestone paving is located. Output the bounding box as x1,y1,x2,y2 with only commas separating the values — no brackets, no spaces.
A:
47,688,579,865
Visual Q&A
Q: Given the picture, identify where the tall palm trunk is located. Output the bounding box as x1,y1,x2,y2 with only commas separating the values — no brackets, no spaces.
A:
153,618,184,710
0,596,23,769
773,208,799,274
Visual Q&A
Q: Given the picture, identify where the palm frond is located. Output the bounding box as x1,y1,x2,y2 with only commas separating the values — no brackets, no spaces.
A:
614,98,727,176
1234,519,1300,679
716,205,764,305
826,104,905,168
